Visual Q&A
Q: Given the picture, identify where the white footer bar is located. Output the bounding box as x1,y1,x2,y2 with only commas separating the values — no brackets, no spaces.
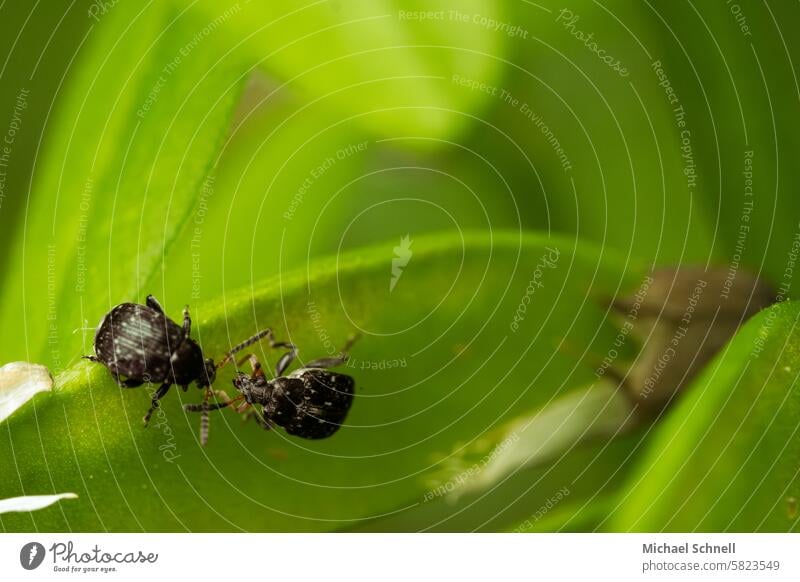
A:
1,533,798,581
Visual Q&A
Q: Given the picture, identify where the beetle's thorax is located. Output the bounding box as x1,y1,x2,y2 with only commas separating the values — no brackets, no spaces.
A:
201,358,217,387
170,337,206,386
233,373,269,404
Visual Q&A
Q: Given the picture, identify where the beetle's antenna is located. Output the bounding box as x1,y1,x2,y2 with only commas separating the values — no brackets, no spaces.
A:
217,329,276,368
183,400,236,412
184,390,235,446
72,319,95,334
200,401,210,447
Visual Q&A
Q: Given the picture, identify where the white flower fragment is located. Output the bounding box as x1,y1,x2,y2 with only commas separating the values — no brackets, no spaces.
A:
0,362,54,423
0,493,78,514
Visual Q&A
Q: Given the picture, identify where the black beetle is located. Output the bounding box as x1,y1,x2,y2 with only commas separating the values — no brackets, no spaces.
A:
84,295,219,424
186,335,358,440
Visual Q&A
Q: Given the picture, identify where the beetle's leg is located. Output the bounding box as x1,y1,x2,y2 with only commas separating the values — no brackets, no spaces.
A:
120,377,144,388
257,333,297,376
145,295,165,314
82,355,99,363
182,306,191,335
109,372,143,389
218,329,296,372
143,382,172,425
303,355,347,369
274,343,297,377
255,409,272,431
217,329,275,368
240,404,271,430
183,389,234,412
304,334,361,369
229,340,296,377
238,402,257,418
236,354,265,378
234,397,249,413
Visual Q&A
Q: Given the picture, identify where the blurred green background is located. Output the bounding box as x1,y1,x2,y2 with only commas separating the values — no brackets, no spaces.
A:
0,0,798,532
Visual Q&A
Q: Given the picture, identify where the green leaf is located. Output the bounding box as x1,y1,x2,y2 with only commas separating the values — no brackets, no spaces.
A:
172,0,506,139
638,1,800,285
352,424,648,533
0,232,642,531
504,494,616,533
608,300,800,532
0,3,247,368
470,0,716,263
159,72,526,303
0,1,92,261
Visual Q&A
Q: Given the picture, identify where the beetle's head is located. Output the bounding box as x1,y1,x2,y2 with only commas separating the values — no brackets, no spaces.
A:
232,372,250,394
198,358,217,387
232,372,264,403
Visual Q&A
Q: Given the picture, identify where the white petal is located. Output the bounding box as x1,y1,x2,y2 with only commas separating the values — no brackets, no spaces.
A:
0,362,54,423
0,493,78,514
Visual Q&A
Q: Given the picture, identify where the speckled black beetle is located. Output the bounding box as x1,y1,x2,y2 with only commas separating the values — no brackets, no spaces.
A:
186,335,358,440
83,295,220,425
